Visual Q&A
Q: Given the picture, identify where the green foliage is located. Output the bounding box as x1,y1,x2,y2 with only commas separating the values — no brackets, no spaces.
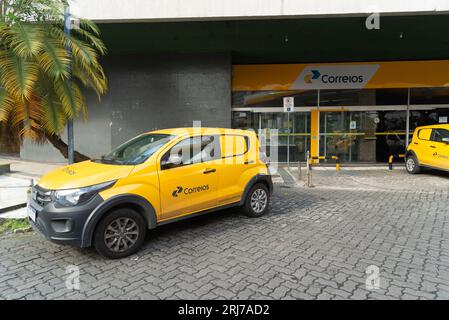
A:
0,218,30,234
1,0,67,24
0,0,107,140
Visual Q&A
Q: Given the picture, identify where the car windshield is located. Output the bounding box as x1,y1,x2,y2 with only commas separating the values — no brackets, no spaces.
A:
96,134,174,165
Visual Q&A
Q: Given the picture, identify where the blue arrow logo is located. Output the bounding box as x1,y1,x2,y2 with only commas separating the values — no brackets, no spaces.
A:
311,70,321,80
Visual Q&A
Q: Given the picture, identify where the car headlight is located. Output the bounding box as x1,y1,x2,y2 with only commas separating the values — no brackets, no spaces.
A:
52,180,116,207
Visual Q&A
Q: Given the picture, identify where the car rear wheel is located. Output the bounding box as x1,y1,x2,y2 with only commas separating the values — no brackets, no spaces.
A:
406,154,421,174
242,183,270,218
94,208,147,259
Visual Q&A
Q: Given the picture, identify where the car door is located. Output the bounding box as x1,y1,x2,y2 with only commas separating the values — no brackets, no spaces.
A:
158,135,220,221
216,134,253,206
430,128,449,170
415,128,433,165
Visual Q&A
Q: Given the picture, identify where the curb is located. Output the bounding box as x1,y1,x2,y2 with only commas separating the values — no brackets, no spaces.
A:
0,163,11,175
0,203,27,215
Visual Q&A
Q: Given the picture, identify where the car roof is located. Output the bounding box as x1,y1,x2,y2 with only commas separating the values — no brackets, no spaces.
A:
416,124,449,130
146,127,256,137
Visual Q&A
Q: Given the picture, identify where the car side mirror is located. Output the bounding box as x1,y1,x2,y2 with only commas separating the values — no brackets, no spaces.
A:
442,137,449,144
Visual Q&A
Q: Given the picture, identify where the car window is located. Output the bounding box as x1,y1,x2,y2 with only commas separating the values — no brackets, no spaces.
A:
161,135,221,169
431,129,449,143
97,134,173,165
220,135,248,158
418,129,432,140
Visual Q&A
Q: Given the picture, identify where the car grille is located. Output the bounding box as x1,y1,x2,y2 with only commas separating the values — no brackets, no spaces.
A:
31,185,52,207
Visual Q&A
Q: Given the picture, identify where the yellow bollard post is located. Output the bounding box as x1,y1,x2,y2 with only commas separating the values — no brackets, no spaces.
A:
388,155,394,170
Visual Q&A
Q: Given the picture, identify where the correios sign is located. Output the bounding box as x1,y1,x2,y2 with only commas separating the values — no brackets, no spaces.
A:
232,60,449,91
292,64,380,89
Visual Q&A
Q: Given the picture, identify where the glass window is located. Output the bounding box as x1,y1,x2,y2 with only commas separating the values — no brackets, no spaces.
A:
161,135,220,169
220,135,248,158
232,90,318,108
98,134,173,165
431,129,449,143
232,111,258,131
320,89,408,106
411,87,449,105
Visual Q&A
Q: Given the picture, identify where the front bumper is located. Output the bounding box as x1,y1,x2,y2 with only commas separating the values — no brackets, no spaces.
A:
28,194,103,247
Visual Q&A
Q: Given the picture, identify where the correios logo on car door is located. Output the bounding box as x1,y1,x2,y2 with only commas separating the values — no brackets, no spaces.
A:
172,185,209,197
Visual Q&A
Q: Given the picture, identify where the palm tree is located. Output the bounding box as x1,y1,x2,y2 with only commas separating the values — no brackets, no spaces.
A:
0,0,107,162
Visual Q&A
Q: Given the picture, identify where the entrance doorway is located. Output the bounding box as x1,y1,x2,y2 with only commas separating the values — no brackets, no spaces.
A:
319,109,407,163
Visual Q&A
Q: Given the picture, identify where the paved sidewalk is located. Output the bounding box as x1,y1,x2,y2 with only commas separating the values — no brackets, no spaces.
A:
0,158,64,219
1,169,449,300
0,157,64,179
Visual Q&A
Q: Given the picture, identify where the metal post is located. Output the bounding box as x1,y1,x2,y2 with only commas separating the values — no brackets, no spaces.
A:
287,112,290,167
64,5,74,164
306,150,313,187
406,88,411,148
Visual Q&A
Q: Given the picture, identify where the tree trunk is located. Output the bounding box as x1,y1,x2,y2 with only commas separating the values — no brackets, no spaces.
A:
44,132,90,163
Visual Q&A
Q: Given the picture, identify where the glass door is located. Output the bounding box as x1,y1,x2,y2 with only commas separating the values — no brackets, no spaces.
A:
319,110,407,163
291,113,310,162
259,112,310,163
260,113,289,162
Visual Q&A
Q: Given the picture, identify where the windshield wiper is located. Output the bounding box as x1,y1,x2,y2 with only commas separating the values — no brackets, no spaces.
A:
92,156,124,165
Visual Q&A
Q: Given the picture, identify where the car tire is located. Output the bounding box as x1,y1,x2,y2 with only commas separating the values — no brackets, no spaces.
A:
93,208,147,259
405,154,421,174
242,183,270,218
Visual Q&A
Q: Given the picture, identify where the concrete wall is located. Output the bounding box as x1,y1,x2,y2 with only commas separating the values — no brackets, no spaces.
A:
21,52,231,162
108,52,231,147
70,0,449,22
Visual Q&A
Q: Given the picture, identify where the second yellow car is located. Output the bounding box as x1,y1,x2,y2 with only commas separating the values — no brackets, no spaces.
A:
406,124,449,174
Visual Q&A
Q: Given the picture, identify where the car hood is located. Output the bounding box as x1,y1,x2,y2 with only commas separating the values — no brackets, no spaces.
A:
37,160,134,190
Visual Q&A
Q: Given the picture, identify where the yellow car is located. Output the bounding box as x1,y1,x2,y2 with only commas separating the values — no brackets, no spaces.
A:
28,128,272,258
405,124,449,174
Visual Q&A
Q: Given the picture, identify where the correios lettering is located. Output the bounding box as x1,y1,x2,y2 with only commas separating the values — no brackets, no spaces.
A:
184,185,209,195
321,74,364,84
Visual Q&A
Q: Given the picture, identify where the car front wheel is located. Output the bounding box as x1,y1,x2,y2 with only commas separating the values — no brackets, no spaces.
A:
242,183,270,217
93,208,147,259
405,154,421,174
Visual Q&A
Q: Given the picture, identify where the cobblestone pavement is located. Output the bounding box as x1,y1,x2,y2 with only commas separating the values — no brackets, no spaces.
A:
1,169,449,300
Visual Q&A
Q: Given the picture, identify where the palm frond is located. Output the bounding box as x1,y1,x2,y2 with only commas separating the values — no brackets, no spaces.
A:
0,23,44,58
37,37,70,80
0,87,16,121
0,50,39,101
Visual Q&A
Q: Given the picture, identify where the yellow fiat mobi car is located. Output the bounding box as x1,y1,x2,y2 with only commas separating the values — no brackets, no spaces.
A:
28,128,272,259
405,124,449,174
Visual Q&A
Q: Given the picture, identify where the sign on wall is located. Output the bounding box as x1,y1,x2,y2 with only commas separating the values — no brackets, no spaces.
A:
232,60,449,91
283,97,294,112
292,65,379,90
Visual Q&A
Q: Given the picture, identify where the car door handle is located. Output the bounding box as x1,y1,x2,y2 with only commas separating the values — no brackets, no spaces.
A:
244,160,255,165
203,168,216,174
430,145,436,148
414,142,419,145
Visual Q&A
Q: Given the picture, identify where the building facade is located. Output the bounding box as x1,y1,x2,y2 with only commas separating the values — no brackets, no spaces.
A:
18,0,449,163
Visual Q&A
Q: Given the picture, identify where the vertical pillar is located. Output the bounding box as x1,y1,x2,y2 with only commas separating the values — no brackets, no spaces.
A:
310,109,319,163
406,88,411,148
64,5,74,164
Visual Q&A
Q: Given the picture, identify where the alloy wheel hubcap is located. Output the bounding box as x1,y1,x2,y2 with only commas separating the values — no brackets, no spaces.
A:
250,188,268,213
406,158,415,172
104,217,139,252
